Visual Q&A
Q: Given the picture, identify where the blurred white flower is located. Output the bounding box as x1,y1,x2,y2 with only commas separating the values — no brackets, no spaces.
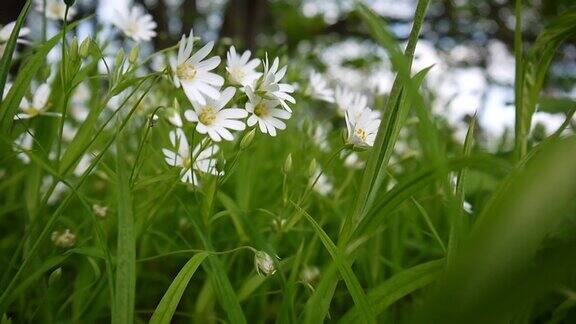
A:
14,131,34,164
226,46,261,87
310,167,333,196
92,204,108,219
74,152,95,177
171,29,223,105
36,0,76,21
254,251,277,276
345,107,380,148
255,55,295,111
51,229,76,248
312,123,331,152
70,83,90,122
162,128,221,185
343,152,364,169
306,71,333,103
0,21,30,57
110,6,157,42
184,87,247,142
14,83,60,120
245,86,291,137
300,265,320,284
41,176,68,205
334,86,367,117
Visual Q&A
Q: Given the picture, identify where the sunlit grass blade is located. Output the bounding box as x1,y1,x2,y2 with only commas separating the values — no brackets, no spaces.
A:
149,252,209,324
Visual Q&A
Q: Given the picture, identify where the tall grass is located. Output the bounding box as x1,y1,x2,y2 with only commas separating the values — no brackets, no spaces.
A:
0,1,575,323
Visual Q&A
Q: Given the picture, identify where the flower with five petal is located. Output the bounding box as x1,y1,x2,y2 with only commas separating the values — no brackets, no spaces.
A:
162,128,222,185
226,46,261,87
245,86,291,137
345,106,381,149
171,29,224,105
184,87,247,142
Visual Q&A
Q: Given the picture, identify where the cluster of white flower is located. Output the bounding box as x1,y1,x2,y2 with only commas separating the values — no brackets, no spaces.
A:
164,29,296,185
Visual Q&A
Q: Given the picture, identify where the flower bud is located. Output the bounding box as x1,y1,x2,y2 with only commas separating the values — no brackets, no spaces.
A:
240,128,256,150
129,45,140,65
92,204,108,219
51,229,76,248
114,48,125,70
283,154,292,174
48,267,62,286
300,266,320,284
308,158,317,177
254,251,277,276
64,0,76,6
79,38,91,58
69,36,78,58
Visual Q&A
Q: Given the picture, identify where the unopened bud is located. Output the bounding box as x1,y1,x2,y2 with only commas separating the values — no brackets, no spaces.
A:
92,204,108,219
283,153,292,174
308,158,317,177
79,38,91,58
129,45,140,64
51,229,76,248
69,36,78,57
114,48,125,69
48,267,62,286
240,128,256,150
254,251,277,276
64,0,76,6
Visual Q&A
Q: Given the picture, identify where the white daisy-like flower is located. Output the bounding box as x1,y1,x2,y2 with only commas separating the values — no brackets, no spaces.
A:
306,71,334,103
184,87,247,142
14,131,34,164
334,86,367,117
162,128,222,185
345,106,381,148
110,6,157,42
171,29,224,105
14,83,60,120
226,46,261,87
0,22,30,57
310,167,333,196
245,86,291,137
35,0,76,21
255,55,295,111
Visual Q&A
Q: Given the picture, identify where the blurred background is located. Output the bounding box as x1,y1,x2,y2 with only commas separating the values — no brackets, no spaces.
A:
2,0,575,147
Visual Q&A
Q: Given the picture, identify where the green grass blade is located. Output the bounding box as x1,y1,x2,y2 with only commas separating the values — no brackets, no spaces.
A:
293,202,376,324
149,252,209,324
0,0,31,105
340,259,445,323
112,133,136,324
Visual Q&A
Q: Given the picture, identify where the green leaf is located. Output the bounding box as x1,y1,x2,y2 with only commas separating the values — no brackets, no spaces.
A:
0,0,32,105
340,259,445,323
292,202,376,324
149,253,209,324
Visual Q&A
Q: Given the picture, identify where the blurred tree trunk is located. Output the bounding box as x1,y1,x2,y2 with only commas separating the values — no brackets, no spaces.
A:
0,0,25,24
181,0,197,33
220,0,269,50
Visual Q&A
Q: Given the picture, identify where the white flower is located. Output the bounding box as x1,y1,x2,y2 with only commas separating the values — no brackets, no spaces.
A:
255,55,295,111
300,266,320,284
245,86,291,137
14,131,34,164
343,152,365,169
162,128,222,185
184,87,247,142
171,29,224,105
35,0,76,21
226,46,261,87
306,71,333,103
312,124,331,152
51,229,76,248
334,86,368,117
0,22,30,57
110,6,157,42
310,167,333,196
345,106,381,148
254,251,277,276
92,204,108,219
14,83,60,120
70,83,90,122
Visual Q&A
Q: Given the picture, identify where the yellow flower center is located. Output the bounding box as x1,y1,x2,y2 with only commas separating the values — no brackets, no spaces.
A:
354,128,367,142
230,67,245,83
198,106,217,125
182,156,192,169
124,22,139,37
177,62,198,81
24,107,40,117
254,102,268,117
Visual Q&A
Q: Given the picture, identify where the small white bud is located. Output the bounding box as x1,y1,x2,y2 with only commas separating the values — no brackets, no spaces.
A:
51,229,76,248
254,251,277,276
92,204,108,219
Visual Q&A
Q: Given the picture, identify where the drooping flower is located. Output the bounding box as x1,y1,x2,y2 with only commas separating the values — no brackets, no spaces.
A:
255,55,295,111
184,87,247,142
334,86,368,117
171,29,223,105
254,251,277,276
35,0,77,21
110,6,157,42
306,71,334,103
345,106,381,149
162,128,222,185
14,83,60,120
226,46,261,87
0,21,30,57
245,86,291,137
